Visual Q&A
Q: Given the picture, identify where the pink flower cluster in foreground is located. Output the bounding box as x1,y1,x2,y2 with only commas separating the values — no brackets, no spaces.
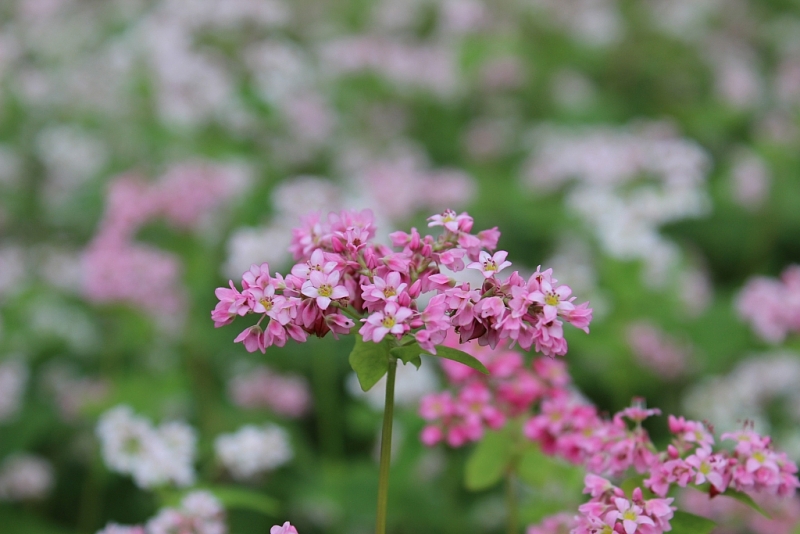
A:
213,209,592,356
84,163,247,318
420,339,799,534
736,264,800,343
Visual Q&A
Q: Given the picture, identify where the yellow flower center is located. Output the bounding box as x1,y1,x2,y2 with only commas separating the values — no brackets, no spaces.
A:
752,451,766,463
318,284,333,298
384,286,396,298
260,298,273,311
700,462,710,475
382,316,396,329
545,293,559,306
622,510,638,522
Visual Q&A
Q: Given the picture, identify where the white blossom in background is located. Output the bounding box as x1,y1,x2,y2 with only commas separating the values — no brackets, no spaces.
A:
96,524,145,534
96,405,196,489
705,37,764,110
729,148,771,211
626,321,691,379
0,359,28,423
33,245,84,294
36,124,109,208
42,364,109,421
0,454,54,501
0,244,27,297
0,145,21,186
647,0,723,41
683,351,800,458
214,424,293,480
147,491,226,534
521,122,711,286
347,360,439,410
526,0,623,47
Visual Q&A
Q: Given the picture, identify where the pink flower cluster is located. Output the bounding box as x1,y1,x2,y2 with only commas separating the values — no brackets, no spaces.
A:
644,420,800,499
213,209,592,356
736,265,800,343
419,335,568,447
84,163,248,318
228,365,311,418
574,477,675,534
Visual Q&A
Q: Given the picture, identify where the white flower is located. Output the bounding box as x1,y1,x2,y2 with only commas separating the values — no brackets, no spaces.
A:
0,359,28,422
214,424,292,480
0,454,53,501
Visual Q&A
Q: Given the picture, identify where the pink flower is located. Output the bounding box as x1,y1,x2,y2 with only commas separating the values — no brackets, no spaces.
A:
361,272,408,306
270,522,298,534
467,250,512,278
359,302,414,342
607,498,655,534
427,209,473,233
685,448,727,491
234,325,265,353
301,270,349,310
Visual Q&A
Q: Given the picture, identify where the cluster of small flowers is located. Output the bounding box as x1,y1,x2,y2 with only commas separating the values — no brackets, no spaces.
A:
521,122,710,286
736,265,800,343
0,454,54,502
96,406,197,489
0,359,28,422
83,162,249,319
270,522,298,534
680,485,800,534
214,424,293,481
644,419,800,499
228,365,311,418
625,321,690,379
419,335,570,447
573,476,675,534
97,491,226,534
213,208,592,357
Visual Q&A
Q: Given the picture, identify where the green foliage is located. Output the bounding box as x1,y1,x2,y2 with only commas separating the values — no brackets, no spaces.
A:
464,427,515,491
428,345,490,375
348,337,392,392
668,511,717,534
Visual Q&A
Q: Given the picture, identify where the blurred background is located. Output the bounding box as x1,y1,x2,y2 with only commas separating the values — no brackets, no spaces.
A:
1,0,800,532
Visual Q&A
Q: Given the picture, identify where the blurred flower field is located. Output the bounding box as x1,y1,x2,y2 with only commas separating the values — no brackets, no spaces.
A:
1,0,800,533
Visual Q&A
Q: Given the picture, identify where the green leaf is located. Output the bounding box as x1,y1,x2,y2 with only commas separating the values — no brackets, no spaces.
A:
619,474,654,499
348,336,391,391
430,345,490,375
201,486,280,516
669,511,716,534
390,344,423,369
516,443,585,490
464,428,514,490
720,488,771,519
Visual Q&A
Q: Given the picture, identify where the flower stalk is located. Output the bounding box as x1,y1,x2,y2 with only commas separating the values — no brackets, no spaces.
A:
375,356,397,534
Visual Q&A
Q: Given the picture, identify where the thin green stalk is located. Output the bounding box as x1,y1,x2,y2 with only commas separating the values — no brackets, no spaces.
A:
375,357,397,534
506,471,519,534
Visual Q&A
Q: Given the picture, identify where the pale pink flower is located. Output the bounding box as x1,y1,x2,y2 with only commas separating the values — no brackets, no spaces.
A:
270,522,298,534
301,270,349,310
359,302,414,343
467,250,512,278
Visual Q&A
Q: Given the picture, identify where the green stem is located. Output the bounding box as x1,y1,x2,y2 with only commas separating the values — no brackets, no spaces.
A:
506,471,519,534
375,357,397,534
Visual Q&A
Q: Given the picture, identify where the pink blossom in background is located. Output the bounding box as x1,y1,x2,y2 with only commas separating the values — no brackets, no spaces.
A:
736,265,800,343
96,525,146,534
479,56,526,91
729,148,771,211
626,321,690,379
320,37,458,96
680,487,800,534
282,92,336,146
229,365,311,418
42,365,109,421
0,454,54,502
463,118,514,161
526,512,575,534
0,359,28,422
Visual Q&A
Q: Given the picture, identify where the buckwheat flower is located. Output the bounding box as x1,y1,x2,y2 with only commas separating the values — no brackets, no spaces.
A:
359,302,413,343
0,454,53,501
361,272,408,307
214,424,293,480
467,250,512,279
229,365,311,418
525,513,575,534
301,270,348,310
271,522,298,534
607,498,655,534
427,209,472,233
147,490,226,534
685,448,727,491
